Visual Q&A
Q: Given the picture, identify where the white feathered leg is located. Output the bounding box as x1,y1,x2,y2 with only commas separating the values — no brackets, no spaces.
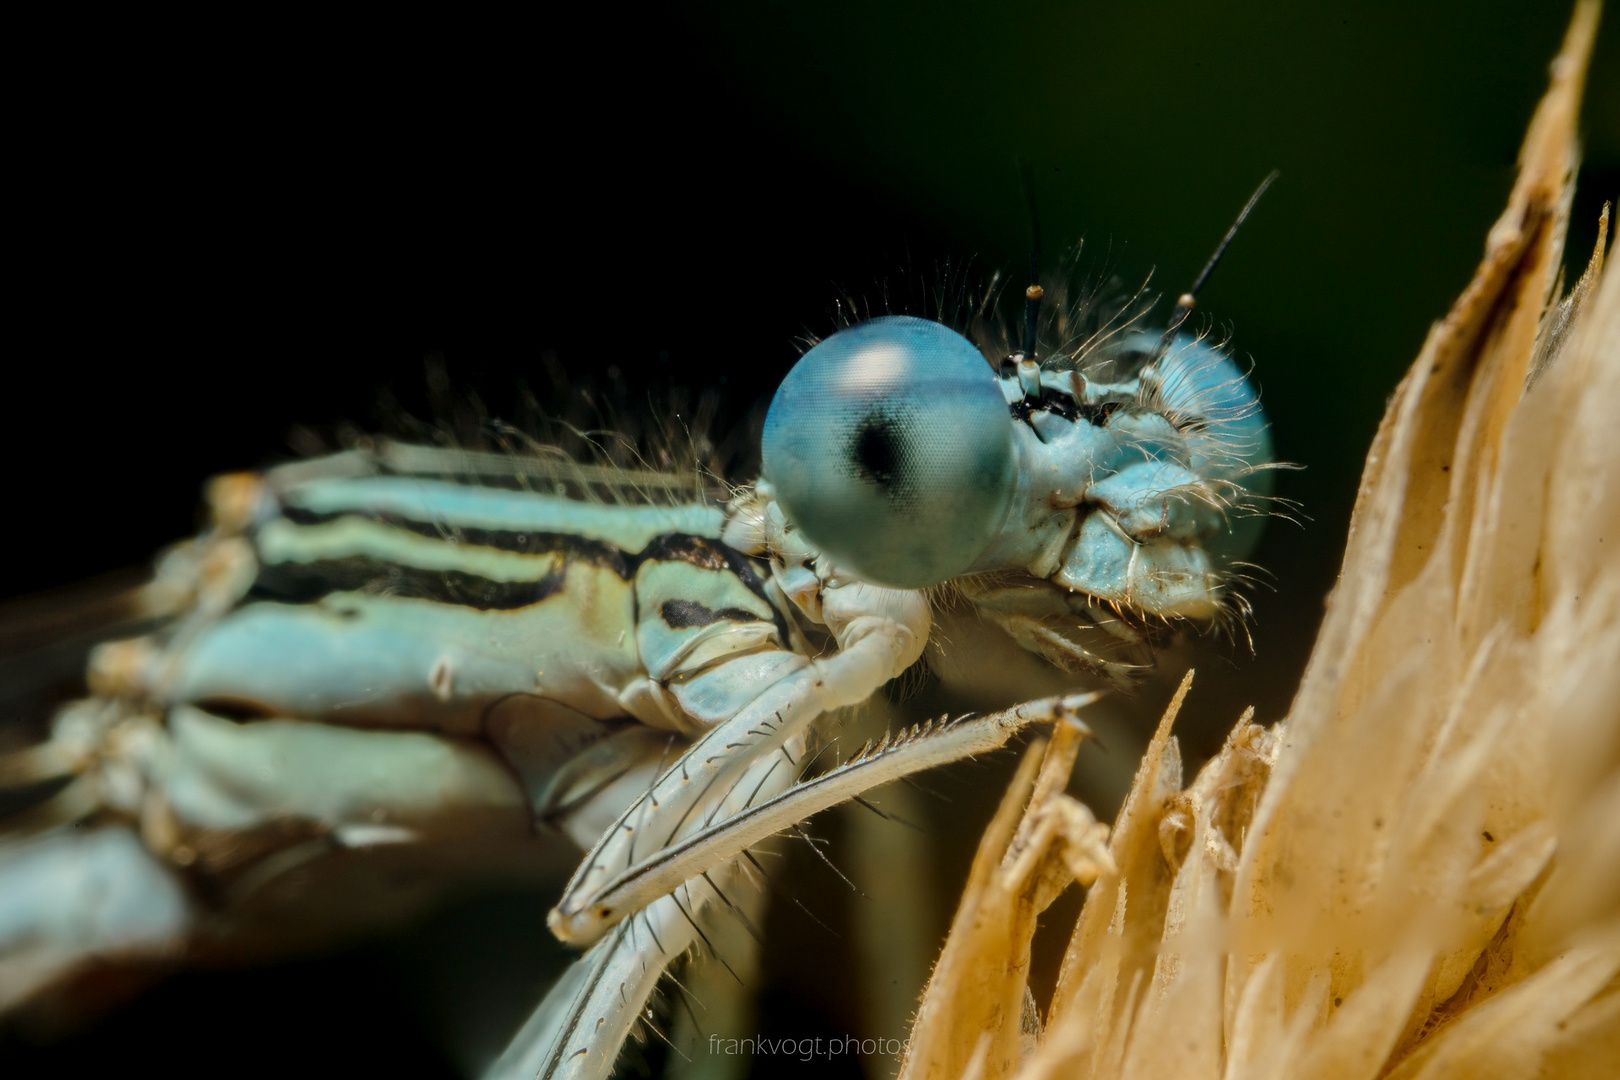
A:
487,860,759,1080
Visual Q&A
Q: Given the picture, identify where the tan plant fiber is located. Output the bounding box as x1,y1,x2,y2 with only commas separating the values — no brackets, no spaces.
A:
898,3,1617,1078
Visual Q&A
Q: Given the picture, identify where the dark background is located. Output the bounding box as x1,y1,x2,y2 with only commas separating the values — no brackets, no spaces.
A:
4,2,1616,1077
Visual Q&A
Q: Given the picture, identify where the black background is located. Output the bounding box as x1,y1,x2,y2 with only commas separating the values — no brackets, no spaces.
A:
4,3,1616,1078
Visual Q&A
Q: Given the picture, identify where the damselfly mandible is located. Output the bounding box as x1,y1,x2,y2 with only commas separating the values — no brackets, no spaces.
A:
0,229,1277,1078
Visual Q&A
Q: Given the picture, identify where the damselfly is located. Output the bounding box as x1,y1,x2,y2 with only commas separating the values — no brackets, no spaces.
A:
0,187,1279,1079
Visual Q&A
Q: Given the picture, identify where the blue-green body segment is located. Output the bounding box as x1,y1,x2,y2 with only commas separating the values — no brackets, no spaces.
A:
179,475,779,737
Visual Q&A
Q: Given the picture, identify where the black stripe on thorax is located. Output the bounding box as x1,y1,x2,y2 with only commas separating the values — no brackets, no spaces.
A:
250,559,568,611
659,599,766,629
254,511,774,616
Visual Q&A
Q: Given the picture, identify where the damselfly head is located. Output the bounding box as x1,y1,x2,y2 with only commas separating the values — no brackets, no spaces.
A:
759,306,1275,618
760,173,1283,656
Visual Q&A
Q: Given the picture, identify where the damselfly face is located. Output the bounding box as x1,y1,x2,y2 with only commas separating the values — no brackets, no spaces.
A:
760,311,1273,678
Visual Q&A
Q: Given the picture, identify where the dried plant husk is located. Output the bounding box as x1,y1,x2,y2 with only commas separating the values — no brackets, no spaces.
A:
898,3,1617,1078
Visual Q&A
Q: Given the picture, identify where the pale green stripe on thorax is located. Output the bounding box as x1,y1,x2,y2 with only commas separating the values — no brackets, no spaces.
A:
284,476,727,551
255,516,564,581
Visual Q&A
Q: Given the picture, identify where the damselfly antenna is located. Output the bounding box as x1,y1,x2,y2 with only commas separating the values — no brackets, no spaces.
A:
1152,170,1280,363
1018,157,1043,359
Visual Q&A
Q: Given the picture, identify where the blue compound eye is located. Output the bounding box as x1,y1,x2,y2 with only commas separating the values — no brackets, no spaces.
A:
762,315,1016,589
